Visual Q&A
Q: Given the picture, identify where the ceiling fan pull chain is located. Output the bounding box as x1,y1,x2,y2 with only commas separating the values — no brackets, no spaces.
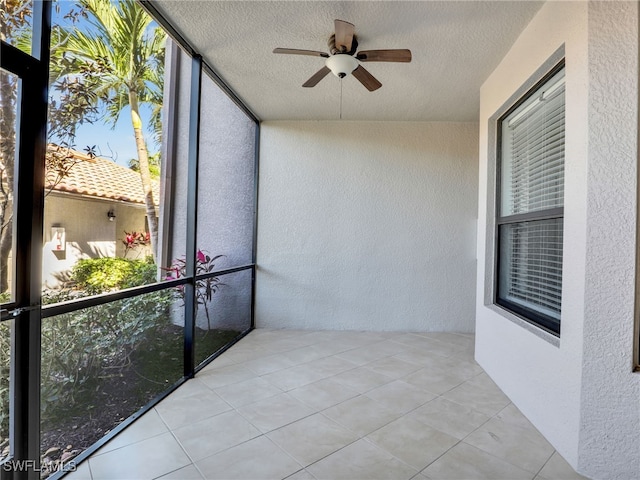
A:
339,79,342,120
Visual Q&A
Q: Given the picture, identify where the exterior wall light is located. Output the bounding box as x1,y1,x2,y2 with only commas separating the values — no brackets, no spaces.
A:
107,209,116,221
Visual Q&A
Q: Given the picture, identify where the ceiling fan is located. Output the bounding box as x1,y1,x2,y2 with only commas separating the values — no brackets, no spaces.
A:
273,19,411,92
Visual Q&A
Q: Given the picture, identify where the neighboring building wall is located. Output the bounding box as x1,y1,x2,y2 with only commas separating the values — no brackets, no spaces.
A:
476,1,640,478
43,193,148,288
257,121,478,332
114,203,152,260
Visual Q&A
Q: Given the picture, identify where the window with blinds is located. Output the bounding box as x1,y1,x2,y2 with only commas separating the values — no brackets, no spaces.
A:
496,65,565,335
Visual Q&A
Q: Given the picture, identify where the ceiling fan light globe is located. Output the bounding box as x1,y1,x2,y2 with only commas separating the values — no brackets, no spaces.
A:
326,54,358,78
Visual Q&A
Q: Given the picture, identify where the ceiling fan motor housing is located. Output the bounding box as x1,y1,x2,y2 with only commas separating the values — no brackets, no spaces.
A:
326,54,359,78
273,20,410,91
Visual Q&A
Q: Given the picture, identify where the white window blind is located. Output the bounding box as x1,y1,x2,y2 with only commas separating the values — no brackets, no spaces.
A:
501,70,565,217
497,67,565,332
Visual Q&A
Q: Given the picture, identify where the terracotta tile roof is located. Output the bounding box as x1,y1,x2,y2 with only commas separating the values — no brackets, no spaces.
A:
45,145,160,206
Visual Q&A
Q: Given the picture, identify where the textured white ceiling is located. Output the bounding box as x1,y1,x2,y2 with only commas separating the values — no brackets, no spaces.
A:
153,1,543,121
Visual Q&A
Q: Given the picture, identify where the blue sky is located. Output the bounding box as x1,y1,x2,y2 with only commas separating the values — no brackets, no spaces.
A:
51,0,159,167
62,105,156,166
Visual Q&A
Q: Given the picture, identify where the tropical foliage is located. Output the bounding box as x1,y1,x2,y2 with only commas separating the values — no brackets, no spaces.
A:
164,251,226,330
71,256,156,294
51,0,166,260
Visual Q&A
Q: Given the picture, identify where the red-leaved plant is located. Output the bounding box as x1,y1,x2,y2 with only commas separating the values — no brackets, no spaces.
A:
122,231,150,258
163,250,225,331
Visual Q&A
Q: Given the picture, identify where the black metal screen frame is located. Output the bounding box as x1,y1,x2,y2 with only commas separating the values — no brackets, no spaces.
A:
0,0,261,477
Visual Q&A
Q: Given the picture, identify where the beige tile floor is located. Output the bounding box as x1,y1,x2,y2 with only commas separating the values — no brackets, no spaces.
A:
67,329,588,480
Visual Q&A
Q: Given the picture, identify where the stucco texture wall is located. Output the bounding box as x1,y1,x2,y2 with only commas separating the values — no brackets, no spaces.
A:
579,2,640,477
159,43,255,334
42,194,147,288
476,1,640,478
256,121,478,332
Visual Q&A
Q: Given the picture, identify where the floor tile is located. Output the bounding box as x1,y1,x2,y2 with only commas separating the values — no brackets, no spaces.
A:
237,392,315,433
538,452,589,479
323,395,402,436
403,366,471,395
392,347,458,370
214,376,282,408
390,334,465,358
411,474,433,480
155,464,203,479
162,378,213,398
331,331,388,348
196,364,257,389
464,417,554,473
331,366,395,393
299,331,348,344
267,413,358,466
365,356,422,379
261,363,328,391
97,409,169,454
422,442,532,480
494,403,542,431
366,416,458,470
240,352,296,375
172,410,261,461
441,374,511,416
195,436,302,480
287,377,360,411
303,355,357,378
365,380,436,414
306,438,418,480
155,388,231,431
281,345,328,364
220,344,271,363
65,460,92,480
259,336,316,354
284,469,317,480
198,354,236,369
74,330,587,480
310,340,357,357
89,432,190,480
334,343,394,366
422,355,484,378
408,397,490,439
414,332,475,349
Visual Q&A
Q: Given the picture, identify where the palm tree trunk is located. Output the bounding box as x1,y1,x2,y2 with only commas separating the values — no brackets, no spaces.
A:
128,89,158,261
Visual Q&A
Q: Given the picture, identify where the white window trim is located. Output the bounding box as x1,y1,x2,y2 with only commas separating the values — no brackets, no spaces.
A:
483,46,565,347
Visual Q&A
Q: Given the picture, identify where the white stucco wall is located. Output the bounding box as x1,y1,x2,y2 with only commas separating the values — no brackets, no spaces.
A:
257,121,478,332
579,2,640,477
42,194,147,288
476,2,640,478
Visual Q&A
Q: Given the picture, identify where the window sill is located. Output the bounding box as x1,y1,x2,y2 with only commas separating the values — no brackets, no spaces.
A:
485,303,561,348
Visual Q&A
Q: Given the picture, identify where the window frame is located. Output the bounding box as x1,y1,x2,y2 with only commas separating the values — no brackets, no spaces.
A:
494,60,566,337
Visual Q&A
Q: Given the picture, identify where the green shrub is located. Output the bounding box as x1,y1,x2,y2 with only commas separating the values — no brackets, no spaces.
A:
0,322,10,455
1,258,171,437
40,288,174,422
71,256,157,294
0,291,9,304
39,256,170,422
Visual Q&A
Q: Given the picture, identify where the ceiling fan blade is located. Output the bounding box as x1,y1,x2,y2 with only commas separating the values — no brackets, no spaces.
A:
352,65,382,92
273,48,329,58
356,49,412,63
334,19,355,52
302,66,331,87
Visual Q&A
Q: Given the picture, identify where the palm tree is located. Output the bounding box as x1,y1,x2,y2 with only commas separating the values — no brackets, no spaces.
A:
54,0,166,260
